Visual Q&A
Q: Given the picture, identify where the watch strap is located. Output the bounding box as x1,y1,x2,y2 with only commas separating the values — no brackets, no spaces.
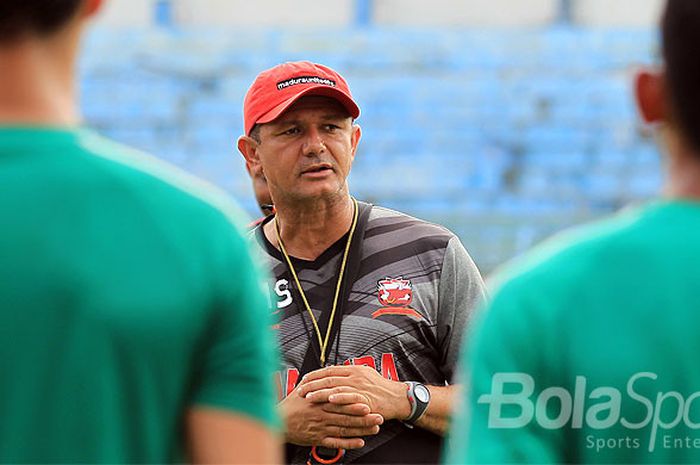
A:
404,381,430,426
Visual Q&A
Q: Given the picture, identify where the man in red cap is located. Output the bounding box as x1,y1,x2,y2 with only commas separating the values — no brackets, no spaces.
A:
238,61,486,465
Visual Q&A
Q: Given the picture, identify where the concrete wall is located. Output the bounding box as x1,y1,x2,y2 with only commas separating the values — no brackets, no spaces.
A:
173,0,355,27
572,0,664,27
92,0,667,29
374,0,559,27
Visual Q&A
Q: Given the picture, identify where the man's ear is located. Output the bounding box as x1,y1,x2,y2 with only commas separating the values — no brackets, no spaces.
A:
350,124,362,160
635,69,667,124
237,135,261,167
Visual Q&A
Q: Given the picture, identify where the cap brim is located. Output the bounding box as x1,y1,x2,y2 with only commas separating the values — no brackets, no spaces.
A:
255,86,361,127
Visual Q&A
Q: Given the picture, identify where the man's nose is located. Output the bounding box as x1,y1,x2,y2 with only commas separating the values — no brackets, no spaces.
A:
301,126,326,156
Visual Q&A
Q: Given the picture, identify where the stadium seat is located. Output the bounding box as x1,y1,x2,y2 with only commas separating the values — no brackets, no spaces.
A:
81,24,660,273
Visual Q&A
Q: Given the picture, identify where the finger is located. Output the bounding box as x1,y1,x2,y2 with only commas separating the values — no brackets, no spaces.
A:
304,386,357,401
305,388,335,403
327,392,371,405
300,366,354,385
329,412,384,428
319,437,365,450
330,424,381,438
306,388,369,404
299,377,356,397
321,402,371,416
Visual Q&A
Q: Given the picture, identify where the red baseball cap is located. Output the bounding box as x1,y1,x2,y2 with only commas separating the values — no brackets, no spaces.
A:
243,61,361,136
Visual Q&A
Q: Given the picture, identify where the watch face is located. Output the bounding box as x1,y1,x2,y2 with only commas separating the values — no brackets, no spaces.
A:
415,385,430,403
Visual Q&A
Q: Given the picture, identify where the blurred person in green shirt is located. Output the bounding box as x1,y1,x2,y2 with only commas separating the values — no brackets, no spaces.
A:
445,0,700,463
0,1,281,463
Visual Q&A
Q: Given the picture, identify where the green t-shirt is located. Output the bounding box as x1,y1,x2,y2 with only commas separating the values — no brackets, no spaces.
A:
446,202,700,464
0,127,278,463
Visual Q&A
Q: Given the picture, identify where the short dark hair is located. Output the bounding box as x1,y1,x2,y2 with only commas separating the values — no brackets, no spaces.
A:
662,0,700,153
249,124,262,143
0,0,83,42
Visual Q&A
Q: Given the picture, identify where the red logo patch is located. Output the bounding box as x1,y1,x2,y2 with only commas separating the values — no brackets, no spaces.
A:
377,277,413,307
373,277,423,320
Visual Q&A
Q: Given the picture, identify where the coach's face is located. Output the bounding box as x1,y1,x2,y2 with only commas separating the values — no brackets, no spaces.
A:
240,96,361,205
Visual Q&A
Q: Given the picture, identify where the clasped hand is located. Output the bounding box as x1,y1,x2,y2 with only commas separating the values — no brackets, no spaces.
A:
281,365,410,450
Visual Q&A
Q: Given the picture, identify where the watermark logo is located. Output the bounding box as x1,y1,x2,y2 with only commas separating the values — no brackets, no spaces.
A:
478,372,700,453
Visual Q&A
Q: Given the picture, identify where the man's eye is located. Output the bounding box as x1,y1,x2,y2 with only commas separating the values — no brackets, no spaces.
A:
325,125,339,131
283,128,300,136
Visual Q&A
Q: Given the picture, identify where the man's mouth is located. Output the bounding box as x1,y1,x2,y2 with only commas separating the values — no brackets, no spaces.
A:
302,164,333,175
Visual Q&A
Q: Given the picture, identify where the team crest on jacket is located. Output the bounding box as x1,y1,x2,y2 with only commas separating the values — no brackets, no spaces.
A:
373,277,423,320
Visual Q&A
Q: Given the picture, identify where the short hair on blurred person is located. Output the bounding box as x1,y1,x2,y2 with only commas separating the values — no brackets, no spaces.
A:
0,0,83,41
662,0,700,154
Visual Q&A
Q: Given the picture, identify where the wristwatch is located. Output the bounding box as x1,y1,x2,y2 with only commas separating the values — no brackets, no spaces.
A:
404,381,431,426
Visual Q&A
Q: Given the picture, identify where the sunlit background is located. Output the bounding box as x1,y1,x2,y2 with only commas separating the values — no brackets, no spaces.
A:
81,0,662,274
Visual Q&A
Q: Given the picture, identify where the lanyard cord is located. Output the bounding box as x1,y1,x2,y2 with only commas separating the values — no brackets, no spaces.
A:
274,197,359,366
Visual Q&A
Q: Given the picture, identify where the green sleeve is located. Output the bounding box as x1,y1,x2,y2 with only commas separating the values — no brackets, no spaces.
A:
192,218,280,429
445,281,565,464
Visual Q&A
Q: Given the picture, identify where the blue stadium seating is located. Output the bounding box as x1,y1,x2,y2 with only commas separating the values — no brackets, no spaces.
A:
80,27,660,273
